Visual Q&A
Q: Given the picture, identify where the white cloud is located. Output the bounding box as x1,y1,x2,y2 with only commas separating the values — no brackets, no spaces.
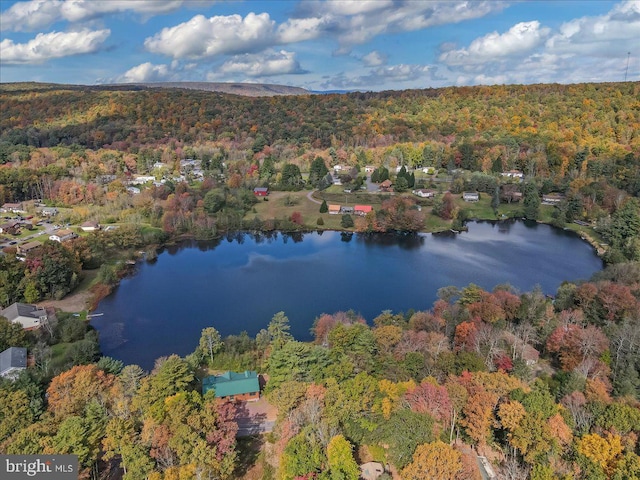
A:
218,50,305,77
291,1,508,49
546,0,640,57
118,62,171,83
0,0,62,32
0,0,186,31
0,28,110,64
440,21,550,66
276,17,328,44
61,0,185,22
144,13,277,59
322,63,433,90
318,0,393,16
362,51,387,67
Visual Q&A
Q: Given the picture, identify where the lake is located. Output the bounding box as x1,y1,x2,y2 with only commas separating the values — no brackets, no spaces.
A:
93,221,604,369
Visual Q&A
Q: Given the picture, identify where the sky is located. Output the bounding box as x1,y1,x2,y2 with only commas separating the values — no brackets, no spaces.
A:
0,0,638,91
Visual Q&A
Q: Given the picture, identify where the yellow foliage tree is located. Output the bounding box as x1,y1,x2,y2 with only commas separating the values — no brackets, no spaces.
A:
402,441,463,480
577,433,624,476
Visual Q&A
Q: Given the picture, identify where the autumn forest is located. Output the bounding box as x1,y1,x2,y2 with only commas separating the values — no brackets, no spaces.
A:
0,81,639,480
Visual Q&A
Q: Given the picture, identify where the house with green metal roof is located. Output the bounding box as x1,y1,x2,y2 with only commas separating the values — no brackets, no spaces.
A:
202,370,260,401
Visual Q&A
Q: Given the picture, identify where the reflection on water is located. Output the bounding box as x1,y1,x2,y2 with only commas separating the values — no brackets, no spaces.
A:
94,221,603,369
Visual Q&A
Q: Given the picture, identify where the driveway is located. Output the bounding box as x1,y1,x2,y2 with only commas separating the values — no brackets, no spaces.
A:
234,397,278,437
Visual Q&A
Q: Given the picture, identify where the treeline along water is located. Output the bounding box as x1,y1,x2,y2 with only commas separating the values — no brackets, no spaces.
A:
93,221,603,369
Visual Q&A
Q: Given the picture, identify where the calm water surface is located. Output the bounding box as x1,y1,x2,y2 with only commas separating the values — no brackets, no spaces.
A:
93,221,603,369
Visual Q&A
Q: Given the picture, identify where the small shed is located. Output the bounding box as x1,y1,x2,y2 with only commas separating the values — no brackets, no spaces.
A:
202,371,260,401
253,187,269,197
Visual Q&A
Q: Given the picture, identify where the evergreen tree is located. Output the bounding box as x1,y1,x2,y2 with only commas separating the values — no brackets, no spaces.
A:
492,186,500,211
523,182,540,220
320,200,328,213
309,156,329,188
341,214,354,228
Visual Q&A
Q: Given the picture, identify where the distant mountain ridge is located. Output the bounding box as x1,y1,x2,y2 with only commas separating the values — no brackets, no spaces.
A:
132,82,310,96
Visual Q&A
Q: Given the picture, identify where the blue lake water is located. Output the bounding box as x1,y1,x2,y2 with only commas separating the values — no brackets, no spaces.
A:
93,221,603,369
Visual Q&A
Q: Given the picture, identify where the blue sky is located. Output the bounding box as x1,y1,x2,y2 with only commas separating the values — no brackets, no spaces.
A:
1,0,638,91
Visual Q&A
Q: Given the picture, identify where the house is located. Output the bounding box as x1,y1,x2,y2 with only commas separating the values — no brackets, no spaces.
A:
126,186,141,195
340,206,354,214
17,241,41,256
360,462,385,480
354,205,372,216
97,174,117,185
0,347,27,379
501,170,524,179
463,192,480,202
202,371,260,401
80,221,100,232
364,165,376,174
39,207,58,216
0,303,48,330
49,229,77,243
253,187,269,197
379,179,393,192
328,204,341,215
130,175,156,185
412,189,436,198
0,221,20,235
1,202,25,213
542,193,565,205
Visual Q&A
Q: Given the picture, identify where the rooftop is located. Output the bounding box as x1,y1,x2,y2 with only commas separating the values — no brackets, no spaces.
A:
202,370,260,398
0,347,27,376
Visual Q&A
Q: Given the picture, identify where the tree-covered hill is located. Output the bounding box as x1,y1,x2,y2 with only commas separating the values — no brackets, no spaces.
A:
1,82,638,161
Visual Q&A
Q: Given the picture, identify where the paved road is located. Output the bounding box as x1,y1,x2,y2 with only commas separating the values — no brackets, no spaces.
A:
306,190,322,204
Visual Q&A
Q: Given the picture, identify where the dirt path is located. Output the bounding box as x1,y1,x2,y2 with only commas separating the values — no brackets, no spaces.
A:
38,289,93,313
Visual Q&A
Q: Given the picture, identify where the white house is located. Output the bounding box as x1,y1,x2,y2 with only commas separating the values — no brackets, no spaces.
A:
501,170,524,179
542,193,565,205
412,189,436,198
49,229,77,242
130,175,156,185
80,221,100,232
0,303,48,330
39,207,59,216
463,192,480,202
0,347,27,379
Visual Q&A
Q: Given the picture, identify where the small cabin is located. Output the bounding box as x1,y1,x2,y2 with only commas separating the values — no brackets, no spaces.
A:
253,187,269,197
202,371,260,402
